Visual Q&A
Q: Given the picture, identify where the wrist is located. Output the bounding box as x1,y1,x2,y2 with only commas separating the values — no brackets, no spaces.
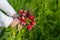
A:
12,14,19,19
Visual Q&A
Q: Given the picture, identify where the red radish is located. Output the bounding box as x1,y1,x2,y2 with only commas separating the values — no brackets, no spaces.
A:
18,16,26,21
25,10,30,17
21,16,26,21
22,13,26,16
28,15,34,20
30,21,36,25
19,9,24,15
17,16,21,20
27,25,32,31
20,21,26,26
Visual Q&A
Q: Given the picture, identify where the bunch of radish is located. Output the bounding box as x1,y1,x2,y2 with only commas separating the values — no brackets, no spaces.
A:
17,9,36,31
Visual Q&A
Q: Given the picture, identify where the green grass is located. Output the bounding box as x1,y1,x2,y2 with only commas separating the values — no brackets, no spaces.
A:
0,0,60,40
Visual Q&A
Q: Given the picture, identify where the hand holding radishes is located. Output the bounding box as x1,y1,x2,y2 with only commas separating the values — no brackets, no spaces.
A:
0,0,36,31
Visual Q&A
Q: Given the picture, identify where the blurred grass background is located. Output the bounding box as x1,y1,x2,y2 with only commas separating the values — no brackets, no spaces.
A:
0,0,60,40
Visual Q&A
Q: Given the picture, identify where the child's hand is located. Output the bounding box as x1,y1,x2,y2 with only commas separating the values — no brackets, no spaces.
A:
11,14,23,29
11,14,19,27
10,18,20,27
